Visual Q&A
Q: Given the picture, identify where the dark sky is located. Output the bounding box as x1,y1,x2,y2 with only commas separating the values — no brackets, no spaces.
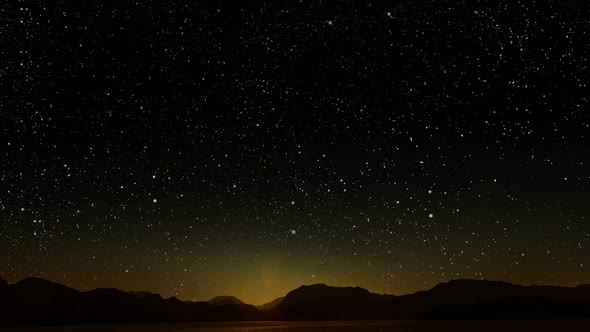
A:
2,0,589,304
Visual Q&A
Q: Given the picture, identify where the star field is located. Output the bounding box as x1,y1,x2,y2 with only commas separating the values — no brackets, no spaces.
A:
1,0,589,305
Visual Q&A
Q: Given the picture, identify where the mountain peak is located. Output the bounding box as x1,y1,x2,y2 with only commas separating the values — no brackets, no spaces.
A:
166,296,183,304
16,277,54,285
295,283,329,290
129,291,164,301
294,283,370,293
431,279,514,290
208,295,245,306
15,277,79,294
282,284,374,304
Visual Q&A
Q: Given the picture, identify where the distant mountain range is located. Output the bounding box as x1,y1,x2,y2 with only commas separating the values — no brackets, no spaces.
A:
270,280,590,320
1,277,589,325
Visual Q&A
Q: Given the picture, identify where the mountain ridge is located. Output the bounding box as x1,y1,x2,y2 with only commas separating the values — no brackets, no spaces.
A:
0,277,589,325
208,296,245,306
257,296,284,311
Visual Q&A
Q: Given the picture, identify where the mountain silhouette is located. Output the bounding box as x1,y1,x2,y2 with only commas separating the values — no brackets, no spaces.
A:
399,279,590,319
268,280,590,320
208,296,245,306
257,296,284,311
129,291,162,301
0,277,589,325
268,284,399,320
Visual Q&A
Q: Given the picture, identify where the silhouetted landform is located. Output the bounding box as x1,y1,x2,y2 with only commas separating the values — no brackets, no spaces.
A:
0,277,589,325
417,296,590,319
128,291,160,299
270,280,590,320
257,297,284,311
0,277,260,325
208,296,245,306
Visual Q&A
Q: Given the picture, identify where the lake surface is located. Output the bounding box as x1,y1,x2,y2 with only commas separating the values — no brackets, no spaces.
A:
2,320,590,332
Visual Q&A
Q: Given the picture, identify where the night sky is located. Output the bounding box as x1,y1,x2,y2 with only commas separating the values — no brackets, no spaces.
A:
2,1,589,305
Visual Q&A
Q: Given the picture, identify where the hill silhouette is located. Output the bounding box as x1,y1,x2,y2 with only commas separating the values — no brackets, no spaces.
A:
0,277,589,325
128,291,162,300
268,280,590,320
257,297,284,311
208,296,245,306
269,284,399,320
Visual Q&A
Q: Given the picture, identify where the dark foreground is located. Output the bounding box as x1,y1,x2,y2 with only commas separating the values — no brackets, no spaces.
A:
1,320,590,332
